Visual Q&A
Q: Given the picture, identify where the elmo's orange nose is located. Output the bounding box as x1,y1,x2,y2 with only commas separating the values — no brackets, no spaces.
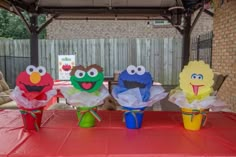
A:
30,72,41,84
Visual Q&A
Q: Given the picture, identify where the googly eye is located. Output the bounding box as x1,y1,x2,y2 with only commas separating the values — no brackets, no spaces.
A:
87,68,98,77
37,66,46,76
126,65,136,75
26,65,36,75
136,65,145,75
191,73,197,79
197,74,203,80
75,70,85,78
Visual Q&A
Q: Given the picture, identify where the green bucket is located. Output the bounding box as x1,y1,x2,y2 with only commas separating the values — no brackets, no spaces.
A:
76,106,97,128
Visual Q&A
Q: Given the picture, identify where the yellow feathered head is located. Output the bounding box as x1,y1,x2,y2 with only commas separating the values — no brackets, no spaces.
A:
179,60,214,97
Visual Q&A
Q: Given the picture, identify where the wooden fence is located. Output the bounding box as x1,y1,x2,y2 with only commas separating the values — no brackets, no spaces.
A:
0,38,182,88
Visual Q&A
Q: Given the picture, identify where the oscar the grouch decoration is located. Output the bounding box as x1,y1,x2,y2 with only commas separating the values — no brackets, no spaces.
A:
70,64,104,93
61,64,109,128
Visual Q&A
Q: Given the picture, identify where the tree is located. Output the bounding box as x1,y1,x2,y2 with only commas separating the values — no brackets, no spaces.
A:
0,9,46,39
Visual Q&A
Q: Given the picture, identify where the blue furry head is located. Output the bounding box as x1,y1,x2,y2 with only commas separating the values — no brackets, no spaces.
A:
118,65,152,90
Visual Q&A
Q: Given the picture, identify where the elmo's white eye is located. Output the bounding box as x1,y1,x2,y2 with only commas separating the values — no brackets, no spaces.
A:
126,65,136,75
37,66,46,76
75,70,85,78
136,65,145,75
87,68,98,77
26,65,36,75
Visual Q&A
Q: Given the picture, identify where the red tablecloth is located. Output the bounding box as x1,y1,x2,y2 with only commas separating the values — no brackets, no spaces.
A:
1,110,236,157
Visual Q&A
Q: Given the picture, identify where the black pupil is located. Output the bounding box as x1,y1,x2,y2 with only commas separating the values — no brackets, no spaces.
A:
193,76,196,78
79,73,83,76
131,70,135,73
30,68,33,72
39,69,43,73
138,68,141,71
90,72,94,75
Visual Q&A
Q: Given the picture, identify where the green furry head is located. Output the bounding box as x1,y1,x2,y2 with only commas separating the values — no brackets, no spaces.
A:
70,64,104,93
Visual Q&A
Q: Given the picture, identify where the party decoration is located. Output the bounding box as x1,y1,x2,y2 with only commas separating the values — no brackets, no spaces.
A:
58,55,75,80
16,65,54,100
179,60,214,103
169,60,226,131
114,65,152,102
112,65,168,129
70,64,104,93
60,64,109,128
10,65,56,131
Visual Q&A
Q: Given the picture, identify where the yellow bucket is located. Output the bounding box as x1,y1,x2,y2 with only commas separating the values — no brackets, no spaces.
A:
181,108,207,131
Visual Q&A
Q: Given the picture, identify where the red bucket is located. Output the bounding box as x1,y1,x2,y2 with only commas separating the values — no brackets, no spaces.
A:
19,107,44,131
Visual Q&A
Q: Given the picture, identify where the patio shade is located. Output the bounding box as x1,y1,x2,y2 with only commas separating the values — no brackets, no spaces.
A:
0,0,206,19
0,0,210,67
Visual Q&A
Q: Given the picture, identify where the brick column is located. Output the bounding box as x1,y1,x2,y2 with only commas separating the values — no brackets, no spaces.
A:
212,0,236,111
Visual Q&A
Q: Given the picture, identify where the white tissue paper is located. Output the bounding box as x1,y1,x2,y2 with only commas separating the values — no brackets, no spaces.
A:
10,86,57,109
60,85,109,107
168,90,227,111
112,85,168,108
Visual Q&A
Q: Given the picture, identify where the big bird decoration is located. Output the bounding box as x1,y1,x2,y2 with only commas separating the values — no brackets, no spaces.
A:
179,60,214,103
168,60,226,131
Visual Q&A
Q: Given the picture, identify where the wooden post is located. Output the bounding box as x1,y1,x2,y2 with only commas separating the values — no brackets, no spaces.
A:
182,12,191,69
30,14,39,66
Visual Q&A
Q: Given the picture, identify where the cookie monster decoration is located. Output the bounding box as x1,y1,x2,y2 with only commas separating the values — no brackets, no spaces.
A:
70,64,104,93
114,65,152,102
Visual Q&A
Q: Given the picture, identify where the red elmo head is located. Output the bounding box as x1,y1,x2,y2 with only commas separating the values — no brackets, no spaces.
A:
62,64,72,71
16,65,54,100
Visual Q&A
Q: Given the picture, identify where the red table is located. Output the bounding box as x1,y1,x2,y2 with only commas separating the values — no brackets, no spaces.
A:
1,110,236,157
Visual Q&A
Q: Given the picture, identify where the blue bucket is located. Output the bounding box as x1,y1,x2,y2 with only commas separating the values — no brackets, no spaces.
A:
123,107,145,129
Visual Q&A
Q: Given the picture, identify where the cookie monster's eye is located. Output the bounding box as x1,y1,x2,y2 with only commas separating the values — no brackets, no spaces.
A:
87,68,98,77
126,65,136,75
26,65,36,75
136,65,145,75
37,66,46,76
75,70,85,78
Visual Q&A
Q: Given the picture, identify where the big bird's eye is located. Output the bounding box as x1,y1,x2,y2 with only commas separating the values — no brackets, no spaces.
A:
136,65,145,75
37,66,46,76
191,73,197,79
75,70,85,78
126,65,136,75
197,74,203,80
26,65,36,75
87,68,98,77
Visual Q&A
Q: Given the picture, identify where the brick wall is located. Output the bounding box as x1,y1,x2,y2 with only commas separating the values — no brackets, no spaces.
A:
46,13,212,39
212,0,236,111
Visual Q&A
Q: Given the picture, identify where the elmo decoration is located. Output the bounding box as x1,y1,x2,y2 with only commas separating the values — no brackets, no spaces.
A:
10,65,56,131
16,65,54,100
